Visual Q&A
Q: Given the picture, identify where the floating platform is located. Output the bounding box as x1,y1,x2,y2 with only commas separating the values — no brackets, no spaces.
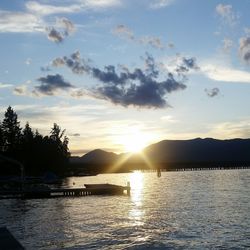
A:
0,227,24,250
0,183,130,199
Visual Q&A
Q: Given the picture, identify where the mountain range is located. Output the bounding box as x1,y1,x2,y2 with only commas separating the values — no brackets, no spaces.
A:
71,138,250,170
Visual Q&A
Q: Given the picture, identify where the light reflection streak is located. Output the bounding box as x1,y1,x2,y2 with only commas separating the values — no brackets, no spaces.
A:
128,171,145,226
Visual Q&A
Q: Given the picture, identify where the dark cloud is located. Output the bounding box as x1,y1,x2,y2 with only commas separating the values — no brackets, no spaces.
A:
47,28,63,43
40,65,51,72
173,57,199,83
182,57,199,70
50,52,198,108
35,74,74,95
205,87,220,97
69,133,81,137
93,71,186,108
71,89,87,98
239,37,250,63
46,18,75,43
52,51,89,74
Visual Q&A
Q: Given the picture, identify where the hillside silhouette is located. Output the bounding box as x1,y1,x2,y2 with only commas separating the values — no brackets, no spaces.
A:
72,138,250,172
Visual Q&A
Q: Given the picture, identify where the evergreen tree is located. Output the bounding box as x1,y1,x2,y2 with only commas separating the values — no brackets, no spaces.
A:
22,122,34,142
0,107,71,176
1,106,21,152
0,122,4,152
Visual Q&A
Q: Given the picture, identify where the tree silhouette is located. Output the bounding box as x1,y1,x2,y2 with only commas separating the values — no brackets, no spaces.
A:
0,123,4,152
0,107,70,176
22,122,34,142
1,106,21,153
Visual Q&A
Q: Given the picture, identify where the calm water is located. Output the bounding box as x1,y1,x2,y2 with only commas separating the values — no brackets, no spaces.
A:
0,169,249,249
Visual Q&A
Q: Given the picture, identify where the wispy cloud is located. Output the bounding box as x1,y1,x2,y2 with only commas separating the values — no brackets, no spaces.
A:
215,4,239,27
13,85,28,96
222,38,233,53
0,10,44,33
25,1,81,16
25,0,122,16
149,0,175,9
0,82,12,88
0,1,121,34
112,24,169,50
201,63,250,83
208,119,250,139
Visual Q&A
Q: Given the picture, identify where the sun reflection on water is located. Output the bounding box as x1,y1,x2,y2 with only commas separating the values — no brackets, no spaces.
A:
128,171,145,226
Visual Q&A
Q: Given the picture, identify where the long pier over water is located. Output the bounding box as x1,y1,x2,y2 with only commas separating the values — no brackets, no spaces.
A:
0,184,131,199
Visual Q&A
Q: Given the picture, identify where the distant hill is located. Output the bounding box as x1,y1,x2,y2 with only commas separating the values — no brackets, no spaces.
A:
142,138,250,163
70,138,250,171
71,149,119,164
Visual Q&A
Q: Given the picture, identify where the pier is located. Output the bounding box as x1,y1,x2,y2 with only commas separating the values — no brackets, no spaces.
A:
0,183,131,199
0,227,24,250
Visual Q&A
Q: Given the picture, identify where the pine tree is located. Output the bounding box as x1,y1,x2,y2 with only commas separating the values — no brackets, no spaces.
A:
1,106,21,152
22,122,34,142
0,122,4,152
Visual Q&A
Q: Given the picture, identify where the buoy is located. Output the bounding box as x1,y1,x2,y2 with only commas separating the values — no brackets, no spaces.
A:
157,168,161,177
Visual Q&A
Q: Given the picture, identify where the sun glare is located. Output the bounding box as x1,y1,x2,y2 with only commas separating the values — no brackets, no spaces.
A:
119,128,150,153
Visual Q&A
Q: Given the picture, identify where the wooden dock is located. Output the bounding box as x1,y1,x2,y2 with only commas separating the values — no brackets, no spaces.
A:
0,183,130,199
0,227,24,250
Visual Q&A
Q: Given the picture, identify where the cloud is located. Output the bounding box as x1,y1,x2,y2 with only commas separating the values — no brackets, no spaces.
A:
201,64,250,83
52,51,90,73
12,80,33,96
25,0,121,16
69,133,81,137
1,0,120,34
0,9,75,45
47,27,64,43
112,24,167,50
209,119,250,139
160,115,178,123
35,74,74,95
0,10,44,33
164,55,199,76
149,0,175,9
59,18,76,36
13,85,27,95
50,52,198,108
25,58,32,65
0,82,12,88
215,4,238,26
26,1,81,16
239,36,250,64
46,17,76,43
222,38,233,52
71,89,88,98
139,36,164,49
112,25,135,40
205,87,220,97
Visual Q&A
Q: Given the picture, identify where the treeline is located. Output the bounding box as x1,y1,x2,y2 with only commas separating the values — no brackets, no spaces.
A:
0,106,70,176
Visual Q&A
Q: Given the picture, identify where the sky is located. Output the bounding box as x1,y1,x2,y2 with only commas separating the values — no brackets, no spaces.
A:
0,0,250,155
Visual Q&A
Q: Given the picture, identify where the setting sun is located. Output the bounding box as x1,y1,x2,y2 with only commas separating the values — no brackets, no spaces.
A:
119,128,151,153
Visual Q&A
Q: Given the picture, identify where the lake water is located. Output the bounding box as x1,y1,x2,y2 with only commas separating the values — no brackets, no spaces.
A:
0,169,249,249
